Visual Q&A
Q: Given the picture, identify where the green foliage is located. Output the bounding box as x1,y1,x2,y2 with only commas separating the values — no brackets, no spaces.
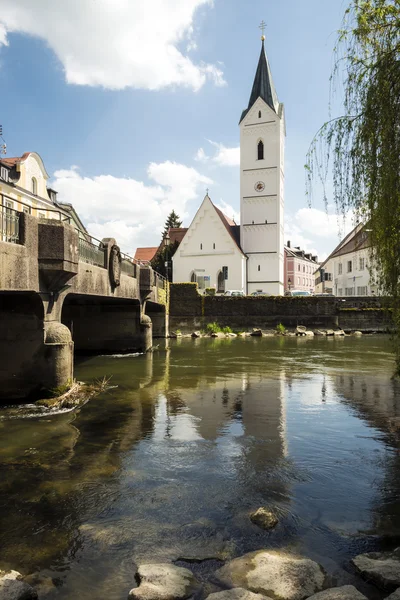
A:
206,321,221,334
306,0,400,372
276,323,286,334
205,287,216,296
222,326,233,334
163,209,182,236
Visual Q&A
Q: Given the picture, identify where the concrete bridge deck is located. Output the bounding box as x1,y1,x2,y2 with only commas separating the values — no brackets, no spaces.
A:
0,211,168,400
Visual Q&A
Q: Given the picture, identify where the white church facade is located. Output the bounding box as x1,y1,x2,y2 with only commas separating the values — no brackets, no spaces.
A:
173,35,285,295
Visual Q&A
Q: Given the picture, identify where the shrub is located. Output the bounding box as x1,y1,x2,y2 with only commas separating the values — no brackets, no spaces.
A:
222,326,233,334
276,323,286,334
205,287,216,296
206,322,221,334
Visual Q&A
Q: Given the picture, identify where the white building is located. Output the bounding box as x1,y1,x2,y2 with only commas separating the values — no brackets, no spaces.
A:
315,223,378,296
173,35,285,294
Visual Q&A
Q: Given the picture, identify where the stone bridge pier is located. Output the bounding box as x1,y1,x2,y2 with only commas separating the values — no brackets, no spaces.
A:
0,214,167,401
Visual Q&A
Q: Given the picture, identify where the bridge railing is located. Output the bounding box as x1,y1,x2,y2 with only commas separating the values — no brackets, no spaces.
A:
0,205,20,244
78,236,107,268
121,252,137,278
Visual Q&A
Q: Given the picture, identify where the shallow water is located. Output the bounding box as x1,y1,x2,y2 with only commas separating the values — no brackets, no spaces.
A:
1,336,400,599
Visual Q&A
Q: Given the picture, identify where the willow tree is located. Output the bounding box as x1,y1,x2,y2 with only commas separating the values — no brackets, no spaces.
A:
306,0,400,369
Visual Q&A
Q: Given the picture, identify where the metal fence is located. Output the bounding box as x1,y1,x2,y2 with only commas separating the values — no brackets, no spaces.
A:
78,237,106,268
0,205,20,244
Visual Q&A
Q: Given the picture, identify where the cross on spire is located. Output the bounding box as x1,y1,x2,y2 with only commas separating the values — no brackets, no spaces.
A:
259,20,266,41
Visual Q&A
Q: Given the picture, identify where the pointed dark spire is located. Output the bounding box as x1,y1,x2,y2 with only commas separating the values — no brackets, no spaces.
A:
240,40,279,123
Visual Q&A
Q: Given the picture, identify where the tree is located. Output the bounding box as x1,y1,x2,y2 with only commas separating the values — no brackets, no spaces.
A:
306,0,400,370
162,210,182,237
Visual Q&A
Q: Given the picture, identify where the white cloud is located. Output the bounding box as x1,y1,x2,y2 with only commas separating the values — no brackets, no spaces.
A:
195,140,240,166
214,199,240,224
53,161,212,255
0,0,225,91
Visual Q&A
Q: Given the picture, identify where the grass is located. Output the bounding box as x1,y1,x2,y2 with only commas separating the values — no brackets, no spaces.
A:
276,323,286,334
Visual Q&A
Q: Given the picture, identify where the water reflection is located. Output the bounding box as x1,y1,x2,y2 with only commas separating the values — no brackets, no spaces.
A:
0,336,398,600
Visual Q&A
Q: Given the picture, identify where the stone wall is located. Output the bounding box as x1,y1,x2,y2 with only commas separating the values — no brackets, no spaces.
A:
169,283,392,332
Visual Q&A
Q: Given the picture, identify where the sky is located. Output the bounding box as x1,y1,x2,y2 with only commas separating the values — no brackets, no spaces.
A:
0,0,355,260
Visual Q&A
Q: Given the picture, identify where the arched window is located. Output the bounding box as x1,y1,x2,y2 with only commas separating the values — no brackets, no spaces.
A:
217,270,225,293
31,177,37,195
257,140,264,160
258,110,262,118
190,272,197,283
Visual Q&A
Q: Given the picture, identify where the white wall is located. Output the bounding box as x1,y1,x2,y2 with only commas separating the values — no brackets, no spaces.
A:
173,196,246,292
332,248,377,296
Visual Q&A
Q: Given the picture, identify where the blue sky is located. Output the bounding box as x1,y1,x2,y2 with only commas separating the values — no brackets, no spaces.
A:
0,0,353,258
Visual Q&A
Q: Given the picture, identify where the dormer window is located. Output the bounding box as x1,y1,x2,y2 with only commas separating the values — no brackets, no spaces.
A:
257,140,264,160
0,166,8,182
31,177,37,195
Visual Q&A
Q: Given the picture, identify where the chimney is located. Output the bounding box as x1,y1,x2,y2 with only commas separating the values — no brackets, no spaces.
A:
287,240,291,248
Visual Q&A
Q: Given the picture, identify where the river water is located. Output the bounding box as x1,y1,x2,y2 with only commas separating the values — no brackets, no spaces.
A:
1,336,400,599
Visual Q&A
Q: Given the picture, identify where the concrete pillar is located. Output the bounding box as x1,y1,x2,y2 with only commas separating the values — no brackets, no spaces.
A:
140,314,153,352
42,321,74,391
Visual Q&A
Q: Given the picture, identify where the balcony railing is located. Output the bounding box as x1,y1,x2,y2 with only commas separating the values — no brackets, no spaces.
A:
78,237,106,268
0,205,20,244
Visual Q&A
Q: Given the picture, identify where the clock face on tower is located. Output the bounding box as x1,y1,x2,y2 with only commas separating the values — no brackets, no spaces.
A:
254,181,265,192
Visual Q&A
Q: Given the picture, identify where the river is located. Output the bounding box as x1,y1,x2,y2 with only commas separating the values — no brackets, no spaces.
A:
1,335,400,599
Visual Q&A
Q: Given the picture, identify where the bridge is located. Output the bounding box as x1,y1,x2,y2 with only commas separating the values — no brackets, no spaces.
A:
0,208,167,401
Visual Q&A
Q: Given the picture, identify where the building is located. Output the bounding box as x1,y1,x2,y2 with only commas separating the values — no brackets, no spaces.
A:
172,34,285,294
0,151,86,238
314,223,377,296
284,241,319,293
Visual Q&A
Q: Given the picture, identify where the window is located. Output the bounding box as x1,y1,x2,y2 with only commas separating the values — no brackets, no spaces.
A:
265,219,267,224
258,265,260,271
298,264,300,271
297,277,300,284
0,166,8,182
257,140,264,160
200,243,202,250
31,177,37,195
338,263,342,275
338,288,343,296
303,265,305,272
345,287,354,296
213,243,215,249
217,271,225,293
190,272,197,283
23,206,31,214
303,278,305,285
357,286,368,295
347,260,352,273
258,110,262,118
359,257,365,270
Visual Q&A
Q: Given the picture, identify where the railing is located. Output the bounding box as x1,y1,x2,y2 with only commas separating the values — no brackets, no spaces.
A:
121,253,137,278
78,236,106,268
1,193,71,224
0,205,20,244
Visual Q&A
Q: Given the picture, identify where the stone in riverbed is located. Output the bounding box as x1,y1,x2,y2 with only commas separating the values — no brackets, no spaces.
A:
386,589,400,599
0,570,38,600
128,563,200,600
214,550,326,600
206,588,273,600
249,507,278,530
306,585,367,599
352,549,400,590
191,331,201,338
250,329,262,337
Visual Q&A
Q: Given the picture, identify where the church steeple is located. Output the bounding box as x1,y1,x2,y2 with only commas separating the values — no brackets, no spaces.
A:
240,38,279,123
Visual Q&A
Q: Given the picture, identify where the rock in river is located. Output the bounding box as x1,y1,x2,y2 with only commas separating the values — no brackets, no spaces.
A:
214,550,325,600
249,507,278,530
0,570,38,600
385,589,400,599
128,563,200,600
306,586,367,599
352,549,400,590
207,588,273,600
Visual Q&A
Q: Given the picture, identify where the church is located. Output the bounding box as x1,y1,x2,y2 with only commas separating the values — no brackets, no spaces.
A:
172,32,285,295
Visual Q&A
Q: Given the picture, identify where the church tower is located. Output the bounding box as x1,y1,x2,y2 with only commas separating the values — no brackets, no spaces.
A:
240,30,285,295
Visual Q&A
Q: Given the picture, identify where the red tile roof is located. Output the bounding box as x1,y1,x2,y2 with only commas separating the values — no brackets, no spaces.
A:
213,203,244,254
167,227,188,245
134,247,158,262
0,152,31,167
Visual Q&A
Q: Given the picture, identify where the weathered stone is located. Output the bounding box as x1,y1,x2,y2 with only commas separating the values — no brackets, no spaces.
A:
250,507,278,530
305,331,314,337
352,549,400,590
306,585,367,599
128,563,200,600
211,332,225,338
333,330,345,336
0,570,38,600
353,331,363,336
250,329,262,337
296,326,306,335
214,550,325,600
206,588,273,600
314,330,326,336
226,332,237,337
191,331,201,338
325,329,334,336
386,589,400,599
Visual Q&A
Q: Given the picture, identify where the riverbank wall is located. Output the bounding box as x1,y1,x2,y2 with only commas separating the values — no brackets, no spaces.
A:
169,283,392,333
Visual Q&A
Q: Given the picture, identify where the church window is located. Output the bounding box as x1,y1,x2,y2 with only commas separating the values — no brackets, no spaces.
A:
32,177,37,195
217,271,225,293
257,140,264,160
265,219,267,224
258,110,262,118
258,265,260,271
190,272,197,283
200,243,202,250
213,243,215,249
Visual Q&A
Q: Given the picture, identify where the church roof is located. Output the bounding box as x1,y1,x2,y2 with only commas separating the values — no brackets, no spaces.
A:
240,40,279,123
134,247,159,262
213,201,245,256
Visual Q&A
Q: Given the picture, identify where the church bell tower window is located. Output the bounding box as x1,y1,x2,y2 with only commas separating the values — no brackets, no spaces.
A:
257,140,264,160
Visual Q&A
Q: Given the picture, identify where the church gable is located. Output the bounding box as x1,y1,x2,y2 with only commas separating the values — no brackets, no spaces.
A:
241,97,279,128
178,195,242,257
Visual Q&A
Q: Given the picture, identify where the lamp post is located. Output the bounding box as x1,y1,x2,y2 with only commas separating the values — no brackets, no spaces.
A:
288,277,292,292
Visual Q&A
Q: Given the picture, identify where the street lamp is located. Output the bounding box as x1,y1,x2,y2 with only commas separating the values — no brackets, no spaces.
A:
164,231,171,281
288,277,292,292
